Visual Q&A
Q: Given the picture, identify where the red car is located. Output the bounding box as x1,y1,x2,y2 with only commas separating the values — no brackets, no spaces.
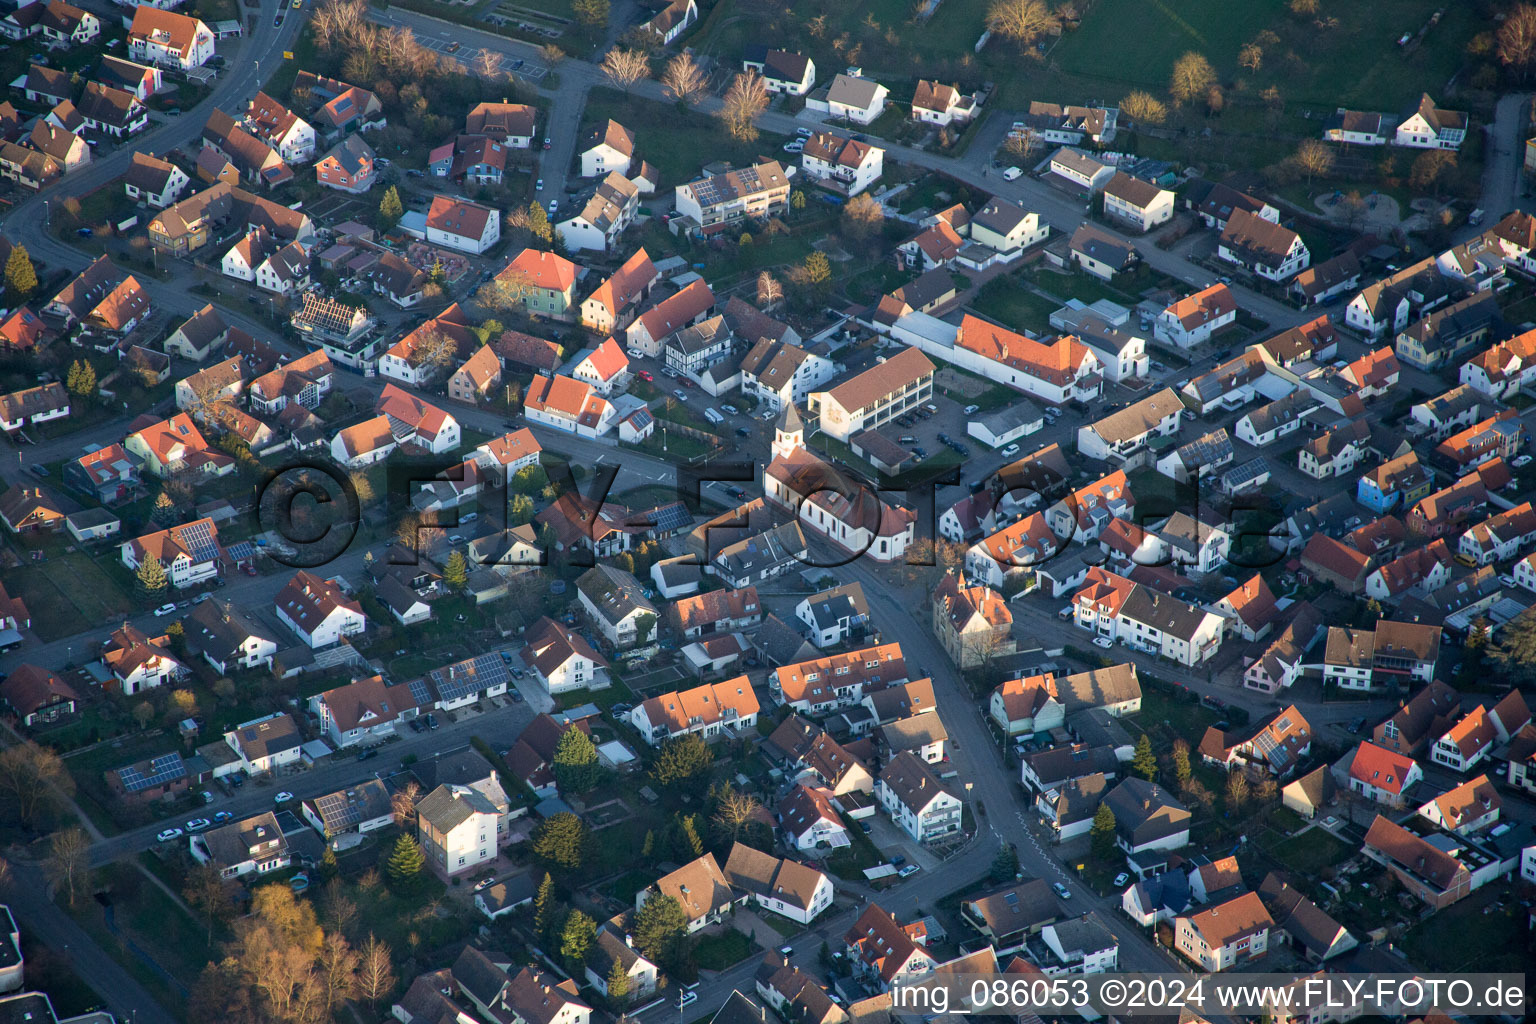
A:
243,563,258,576
637,370,653,382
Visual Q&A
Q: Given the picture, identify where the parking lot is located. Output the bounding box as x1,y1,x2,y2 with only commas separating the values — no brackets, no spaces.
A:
412,32,549,82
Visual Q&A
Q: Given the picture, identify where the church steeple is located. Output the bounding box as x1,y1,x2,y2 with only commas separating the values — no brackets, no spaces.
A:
772,403,804,461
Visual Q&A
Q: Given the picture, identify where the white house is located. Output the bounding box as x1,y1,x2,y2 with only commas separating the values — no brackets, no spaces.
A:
778,783,851,852
275,570,366,648
801,132,883,196
120,517,222,589
1394,93,1466,150
743,48,815,95
417,784,498,876
556,171,638,252
127,7,213,71
576,564,657,649
876,751,962,843
1155,285,1237,349
425,196,501,254
523,616,610,694
722,842,835,925
824,72,888,124
1218,209,1310,282
911,80,975,126
579,119,635,178
224,712,302,774
1102,172,1175,232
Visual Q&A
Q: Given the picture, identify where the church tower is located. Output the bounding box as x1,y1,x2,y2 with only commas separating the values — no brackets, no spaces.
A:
771,402,805,462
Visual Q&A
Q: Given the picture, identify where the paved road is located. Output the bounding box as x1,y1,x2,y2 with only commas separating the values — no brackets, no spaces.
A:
1480,92,1534,224
3,859,177,1023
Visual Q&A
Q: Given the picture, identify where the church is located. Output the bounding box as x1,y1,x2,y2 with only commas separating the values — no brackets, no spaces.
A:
761,404,917,563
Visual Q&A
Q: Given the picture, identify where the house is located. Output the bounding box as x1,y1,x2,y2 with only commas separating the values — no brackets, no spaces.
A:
444,344,502,406
123,151,189,208
969,196,1048,254
523,374,615,438
498,247,579,317
808,347,934,442
523,616,609,694
0,383,68,433
203,109,291,186
1394,93,1466,149
1017,101,1118,145
148,182,315,255
896,219,964,271
1039,916,1118,974
579,119,635,177
39,0,98,45
364,251,428,307
1372,679,1459,756
1290,250,1363,305
275,570,366,648
246,91,315,163
569,338,629,397
1049,147,1113,192
1156,428,1234,485
1103,776,1189,855
639,0,696,43
1193,183,1278,230
330,415,395,468
378,305,478,385
793,582,866,648
770,641,907,714
638,853,742,933
625,279,715,355
949,315,1104,405
1101,172,1175,232
1460,500,1536,565
0,665,76,727
464,100,536,146
1430,692,1530,773
1068,224,1138,280
249,349,332,414
0,485,64,534
164,304,230,363
576,564,656,649
1356,450,1434,513
823,73,888,125
1175,892,1272,971
0,308,46,354
961,879,1061,950
876,750,961,843
1218,209,1310,281
1340,347,1401,399
1435,412,1524,476
102,624,188,695
801,132,883,196
578,248,657,334
376,383,460,454
187,598,277,673
190,812,290,879
95,55,163,100
843,904,935,990
754,961,844,1024
65,443,139,504
314,134,376,193
676,587,762,640
722,842,835,924
1361,815,1472,908
127,7,213,71
106,751,189,802
1322,620,1441,693
911,80,974,126
308,674,419,747
1155,284,1237,348
742,47,815,95
558,172,639,252
426,196,501,254
629,676,760,745
673,161,791,236
300,778,393,842
1364,539,1453,600
417,784,498,876
1281,765,1336,820
1323,108,1390,145
1418,774,1500,835
293,72,385,136
778,783,850,851
1344,740,1423,807
223,712,301,774
585,928,659,1000
254,241,308,295
1077,387,1183,462
120,517,223,589
1394,292,1501,371
1199,706,1311,777
1461,326,1536,399
1122,870,1191,928
1406,461,1508,539
930,572,1013,668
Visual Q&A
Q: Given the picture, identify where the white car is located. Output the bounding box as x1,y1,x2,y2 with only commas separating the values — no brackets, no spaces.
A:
898,864,920,878
1000,443,1020,457
1500,574,1518,589
1052,882,1072,899
1513,454,1533,468
964,404,980,415
678,992,698,1008
185,818,211,832
782,141,804,153
156,827,184,843
1113,872,1129,887
154,603,177,616
1092,637,1114,649
275,791,294,803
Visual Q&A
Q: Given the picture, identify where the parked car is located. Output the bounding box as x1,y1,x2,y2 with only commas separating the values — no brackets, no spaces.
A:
1113,872,1129,887
276,791,294,802
28,464,48,477
636,370,653,382
679,993,698,1008
156,828,183,843
357,747,379,761
154,603,177,616
535,178,544,190
408,718,425,732
543,138,551,149
1053,882,1072,899
425,713,440,731
963,404,980,415
898,864,920,878
185,818,211,832
1092,637,1114,649
213,811,234,824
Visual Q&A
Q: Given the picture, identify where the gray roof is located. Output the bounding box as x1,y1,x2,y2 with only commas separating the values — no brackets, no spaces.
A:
802,582,869,631
1023,743,1119,788
1057,664,1141,713
754,613,818,667
1103,776,1189,847
971,196,1030,238
880,714,948,754
1120,587,1213,642
417,783,499,832
305,778,391,834
827,73,884,110
201,811,287,868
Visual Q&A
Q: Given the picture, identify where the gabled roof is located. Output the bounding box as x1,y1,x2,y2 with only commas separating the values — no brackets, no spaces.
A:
1348,740,1416,795
653,852,736,923
1181,891,1273,949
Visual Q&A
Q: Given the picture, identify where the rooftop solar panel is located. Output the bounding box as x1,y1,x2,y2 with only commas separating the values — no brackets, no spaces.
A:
117,752,187,792
406,678,432,708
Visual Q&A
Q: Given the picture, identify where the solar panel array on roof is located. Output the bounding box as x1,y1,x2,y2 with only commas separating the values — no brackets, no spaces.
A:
226,541,255,562
117,752,186,793
334,97,353,114
406,678,433,708
429,652,507,704
178,519,220,563
642,502,691,534
315,788,368,829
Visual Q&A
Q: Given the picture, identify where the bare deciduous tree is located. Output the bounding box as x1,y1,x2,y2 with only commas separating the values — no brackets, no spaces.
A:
710,785,763,841
1293,138,1334,184
391,780,421,827
661,53,706,105
1120,90,1168,125
475,49,503,80
601,48,651,93
46,827,90,906
477,271,533,312
756,272,783,309
184,862,235,942
1170,52,1216,104
1238,43,1263,72
841,192,885,244
721,71,769,142
358,934,396,1007
985,0,1060,49
0,742,73,829
1499,5,1536,76
1288,0,1318,14
1409,149,1457,197
542,43,566,64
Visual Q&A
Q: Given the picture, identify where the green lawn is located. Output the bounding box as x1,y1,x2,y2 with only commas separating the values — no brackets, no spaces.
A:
1400,885,1530,973
1259,827,1353,876
693,927,757,970
5,552,137,641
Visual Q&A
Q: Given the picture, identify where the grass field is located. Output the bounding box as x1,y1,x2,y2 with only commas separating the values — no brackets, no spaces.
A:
6,553,136,641
1053,0,1280,93
1259,827,1353,876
